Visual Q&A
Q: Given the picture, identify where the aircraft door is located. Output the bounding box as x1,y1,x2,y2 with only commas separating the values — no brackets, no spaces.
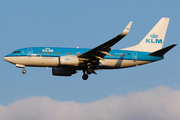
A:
26,48,34,65
27,48,33,56
133,52,137,62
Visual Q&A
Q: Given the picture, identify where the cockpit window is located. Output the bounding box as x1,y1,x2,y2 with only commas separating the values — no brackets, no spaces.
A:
13,51,20,53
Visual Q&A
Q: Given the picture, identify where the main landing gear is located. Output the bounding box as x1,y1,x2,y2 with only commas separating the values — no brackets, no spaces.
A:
82,73,88,80
82,69,96,80
82,69,88,80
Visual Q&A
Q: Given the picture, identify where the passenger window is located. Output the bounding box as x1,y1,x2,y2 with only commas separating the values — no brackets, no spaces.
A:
35,52,36,53
60,52,62,54
37,52,39,54
55,52,57,54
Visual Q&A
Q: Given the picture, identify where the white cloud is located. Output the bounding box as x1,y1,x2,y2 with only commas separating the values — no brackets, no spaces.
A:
0,86,180,120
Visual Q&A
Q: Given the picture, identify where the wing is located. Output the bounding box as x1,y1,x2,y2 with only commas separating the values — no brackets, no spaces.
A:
78,21,133,62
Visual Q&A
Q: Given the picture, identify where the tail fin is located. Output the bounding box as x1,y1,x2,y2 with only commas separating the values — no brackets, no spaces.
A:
122,18,170,52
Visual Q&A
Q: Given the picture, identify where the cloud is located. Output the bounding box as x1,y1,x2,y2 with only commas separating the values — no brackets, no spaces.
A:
0,86,180,120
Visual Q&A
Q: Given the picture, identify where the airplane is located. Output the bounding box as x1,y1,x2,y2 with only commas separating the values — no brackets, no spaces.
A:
4,18,177,80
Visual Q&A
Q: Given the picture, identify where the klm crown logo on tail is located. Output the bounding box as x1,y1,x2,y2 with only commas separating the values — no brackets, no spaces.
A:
146,33,162,44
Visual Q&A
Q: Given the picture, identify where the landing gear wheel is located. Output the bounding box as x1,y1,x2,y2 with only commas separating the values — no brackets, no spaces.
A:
22,70,26,74
87,69,92,74
82,74,88,80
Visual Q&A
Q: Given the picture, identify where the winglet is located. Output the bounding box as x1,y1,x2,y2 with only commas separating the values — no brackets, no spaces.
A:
79,21,133,59
120,21,133,36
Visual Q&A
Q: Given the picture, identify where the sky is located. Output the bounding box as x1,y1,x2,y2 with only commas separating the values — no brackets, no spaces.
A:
0,0,180,120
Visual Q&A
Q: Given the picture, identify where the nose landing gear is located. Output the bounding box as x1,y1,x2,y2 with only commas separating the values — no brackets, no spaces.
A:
15,64,26,74
22,69,26,74
22,67,26,74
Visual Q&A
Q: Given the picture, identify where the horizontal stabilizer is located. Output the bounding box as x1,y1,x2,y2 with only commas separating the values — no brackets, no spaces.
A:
149,44,177,56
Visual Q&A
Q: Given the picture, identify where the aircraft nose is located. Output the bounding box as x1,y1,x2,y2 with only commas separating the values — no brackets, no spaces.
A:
4,56,11,62
4,56,8,61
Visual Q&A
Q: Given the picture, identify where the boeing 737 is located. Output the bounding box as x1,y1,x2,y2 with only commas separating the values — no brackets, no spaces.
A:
4,18,177,80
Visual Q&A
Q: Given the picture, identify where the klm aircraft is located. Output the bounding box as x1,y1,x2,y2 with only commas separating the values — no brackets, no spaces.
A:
4,18,177,80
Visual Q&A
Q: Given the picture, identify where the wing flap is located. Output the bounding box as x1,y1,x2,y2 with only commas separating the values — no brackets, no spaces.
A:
100,51,111,56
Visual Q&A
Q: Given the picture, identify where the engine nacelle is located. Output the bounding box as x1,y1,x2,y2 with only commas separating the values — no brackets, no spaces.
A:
59,56,79,66
52,67,76,76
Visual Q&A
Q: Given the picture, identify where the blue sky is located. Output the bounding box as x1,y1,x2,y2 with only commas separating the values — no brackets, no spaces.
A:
0,1,180,119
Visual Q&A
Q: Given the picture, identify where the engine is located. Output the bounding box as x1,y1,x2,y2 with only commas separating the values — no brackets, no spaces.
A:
59,56,80,66
52,67,76,76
